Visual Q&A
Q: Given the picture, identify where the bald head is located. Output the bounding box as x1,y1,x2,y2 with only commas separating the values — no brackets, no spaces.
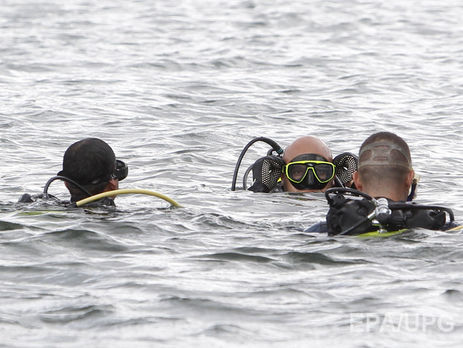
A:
282,136,333,192
283,136,332,164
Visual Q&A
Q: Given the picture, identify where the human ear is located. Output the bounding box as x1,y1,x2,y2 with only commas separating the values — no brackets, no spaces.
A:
406,169,415,187
105,179,118,192
352,171,362,190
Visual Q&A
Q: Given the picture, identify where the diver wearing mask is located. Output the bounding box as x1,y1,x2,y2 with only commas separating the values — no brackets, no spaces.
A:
281,136,337,192
231,136,358,193
283,153,336,191
19,138,128,207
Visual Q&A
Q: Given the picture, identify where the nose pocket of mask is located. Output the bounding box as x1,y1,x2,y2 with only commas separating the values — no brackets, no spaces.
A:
306,170,315,185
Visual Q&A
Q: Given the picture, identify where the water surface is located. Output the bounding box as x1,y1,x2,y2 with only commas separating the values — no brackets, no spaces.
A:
1,0,463,347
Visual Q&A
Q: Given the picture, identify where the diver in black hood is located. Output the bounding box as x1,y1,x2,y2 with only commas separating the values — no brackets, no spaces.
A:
19,138,128,206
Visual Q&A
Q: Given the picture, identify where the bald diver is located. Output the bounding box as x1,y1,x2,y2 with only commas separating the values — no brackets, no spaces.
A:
231,136,358,193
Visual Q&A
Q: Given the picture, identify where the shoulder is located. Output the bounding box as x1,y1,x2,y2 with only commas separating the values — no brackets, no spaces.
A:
305,221,327,233
18,193,61,204
18,193,36,203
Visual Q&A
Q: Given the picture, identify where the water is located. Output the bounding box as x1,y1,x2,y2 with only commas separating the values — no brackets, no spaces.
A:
1,0,463,346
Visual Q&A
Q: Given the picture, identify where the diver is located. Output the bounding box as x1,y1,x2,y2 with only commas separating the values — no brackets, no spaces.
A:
18,138,128,207
281,136,340,193
231,136,358,193
312,132,458,235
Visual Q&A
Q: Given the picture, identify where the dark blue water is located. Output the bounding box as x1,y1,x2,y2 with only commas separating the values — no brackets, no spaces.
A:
1,0,463,346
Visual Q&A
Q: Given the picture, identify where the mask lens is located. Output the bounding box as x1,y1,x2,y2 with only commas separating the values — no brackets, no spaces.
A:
285,159,335,189
287,163,308,182
314,163,334,182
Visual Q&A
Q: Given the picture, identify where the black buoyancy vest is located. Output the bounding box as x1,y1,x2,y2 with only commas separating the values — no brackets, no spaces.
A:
325,188,453,236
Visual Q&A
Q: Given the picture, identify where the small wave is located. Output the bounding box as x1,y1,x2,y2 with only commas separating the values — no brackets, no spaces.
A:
283,251,362,266
0,220,24,231
44,229,129,252
40,304,114,324
442,289,463,302
196,252,274,263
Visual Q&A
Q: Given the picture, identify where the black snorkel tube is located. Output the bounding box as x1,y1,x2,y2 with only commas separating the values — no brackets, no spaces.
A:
231,137,284,191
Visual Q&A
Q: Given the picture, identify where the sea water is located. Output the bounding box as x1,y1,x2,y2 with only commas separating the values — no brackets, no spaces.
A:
1,0,463,347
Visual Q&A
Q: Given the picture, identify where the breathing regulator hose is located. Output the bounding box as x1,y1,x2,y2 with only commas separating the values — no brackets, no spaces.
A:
231,137,283,191
43,176,181,208
75,189,182,208
43,176,91,198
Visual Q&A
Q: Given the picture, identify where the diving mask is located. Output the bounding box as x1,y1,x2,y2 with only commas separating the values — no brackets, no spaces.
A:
86,159,128,185
284,154,335,190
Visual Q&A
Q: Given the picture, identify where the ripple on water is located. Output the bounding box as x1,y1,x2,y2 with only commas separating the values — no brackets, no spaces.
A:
43,229,130,252
39,304,115,325
1,0,463,346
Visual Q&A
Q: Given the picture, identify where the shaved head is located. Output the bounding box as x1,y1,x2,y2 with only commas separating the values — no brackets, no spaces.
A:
353,132,414,201
282,136,333,192
359,132,411,170
283,136,332,163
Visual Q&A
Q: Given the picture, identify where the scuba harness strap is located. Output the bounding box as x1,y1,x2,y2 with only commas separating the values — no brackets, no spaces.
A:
325,188,454,236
